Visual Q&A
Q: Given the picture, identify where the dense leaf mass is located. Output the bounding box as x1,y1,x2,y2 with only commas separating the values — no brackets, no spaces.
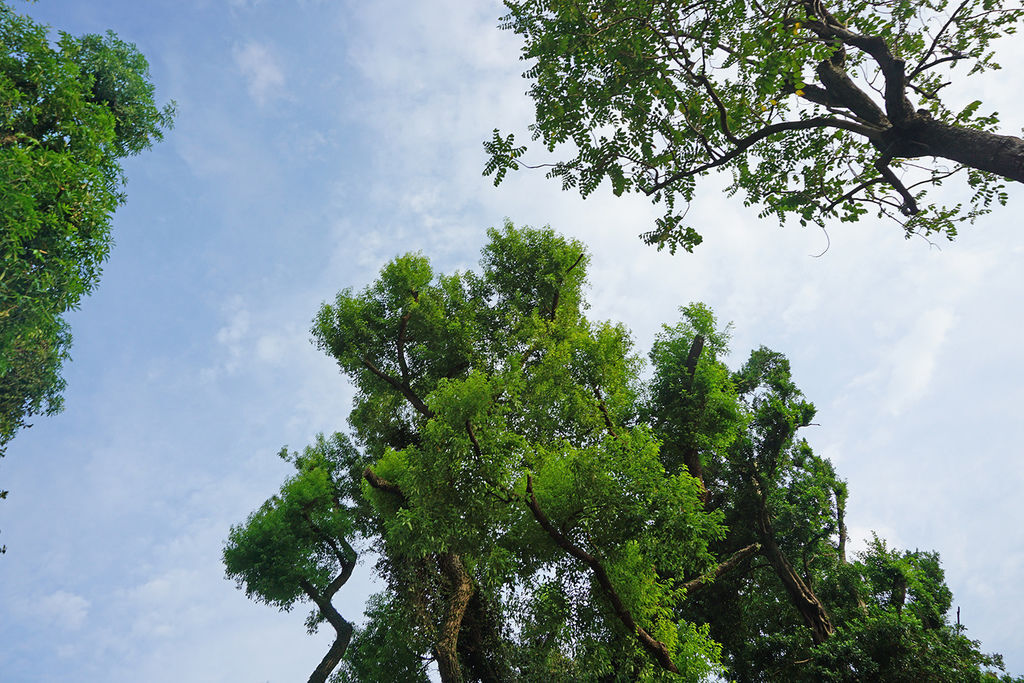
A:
0,2,173,461
226,224,1021,682
486,0,1023,252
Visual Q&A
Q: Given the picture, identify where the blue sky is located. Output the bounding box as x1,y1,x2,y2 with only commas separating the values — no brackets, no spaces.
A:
2,0,1023,680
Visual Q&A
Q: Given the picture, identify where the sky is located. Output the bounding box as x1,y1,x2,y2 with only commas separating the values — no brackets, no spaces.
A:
1,0,1023,680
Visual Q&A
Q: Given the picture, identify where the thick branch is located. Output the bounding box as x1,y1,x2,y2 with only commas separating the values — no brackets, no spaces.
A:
807,22,915,125
815,59,888,126
750,475,835,645
682,542,761,594
436,553,475,683
525,475,680,673
874,154,919,215
301,512,358,594
363,467,407,502
298,578,355,683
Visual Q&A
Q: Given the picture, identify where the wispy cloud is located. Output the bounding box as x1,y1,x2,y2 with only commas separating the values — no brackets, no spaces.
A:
232,41,285,105
38,590,91,630
883,308,956,416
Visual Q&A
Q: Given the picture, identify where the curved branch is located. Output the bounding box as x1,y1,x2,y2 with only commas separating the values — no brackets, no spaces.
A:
643,117,884,194
874,154,919,215
298,578,355,683
806,21,915,124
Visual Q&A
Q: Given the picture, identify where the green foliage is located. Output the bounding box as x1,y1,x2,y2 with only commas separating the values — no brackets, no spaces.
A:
224,433,360,613
0,1,174,460
331,593,432,683
487,0,1023,251
233,224,1017,681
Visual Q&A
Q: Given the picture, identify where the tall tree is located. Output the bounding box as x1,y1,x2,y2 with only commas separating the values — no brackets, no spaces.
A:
0,2,174,503
485,0,1023,252
226,224,1020,681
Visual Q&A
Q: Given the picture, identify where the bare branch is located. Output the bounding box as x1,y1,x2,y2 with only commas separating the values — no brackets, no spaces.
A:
908,0,972,81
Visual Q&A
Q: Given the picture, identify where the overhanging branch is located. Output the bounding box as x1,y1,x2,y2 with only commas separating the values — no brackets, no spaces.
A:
643,117,884,194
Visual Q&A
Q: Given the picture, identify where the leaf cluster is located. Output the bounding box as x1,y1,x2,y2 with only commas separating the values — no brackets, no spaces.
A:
0,2,174,459
487,0,1022,251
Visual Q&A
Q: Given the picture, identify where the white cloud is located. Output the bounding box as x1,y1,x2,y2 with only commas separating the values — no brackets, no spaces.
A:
232,41,285,105
883,308,956,416
38,590,90,630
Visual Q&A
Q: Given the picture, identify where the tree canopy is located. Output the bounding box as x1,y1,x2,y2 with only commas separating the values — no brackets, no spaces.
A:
225,224,1020,682
0,1,174,495
485,0,1024,252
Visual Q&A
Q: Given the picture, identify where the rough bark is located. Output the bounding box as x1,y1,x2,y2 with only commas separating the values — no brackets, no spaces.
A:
307,631,353,683
802,5,1024,186
299,578,355,683
892,116,1024,183
435,553,475,683
457,591,511,683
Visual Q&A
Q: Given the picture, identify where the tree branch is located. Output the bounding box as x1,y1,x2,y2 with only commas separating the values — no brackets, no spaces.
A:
643,117,884,194
363,466,406,502
591,385,618,439
298,578,355,683
874,154,919,215
360,356,433,418
548,252,585,321
435,553,475,683
908,0,971,81
682,542,761,594
525,474,680,674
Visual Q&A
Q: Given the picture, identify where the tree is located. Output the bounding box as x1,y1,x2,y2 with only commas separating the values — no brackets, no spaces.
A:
226,224,1020,681
0,2,174,488
484,0,1024,252
224,434,363,683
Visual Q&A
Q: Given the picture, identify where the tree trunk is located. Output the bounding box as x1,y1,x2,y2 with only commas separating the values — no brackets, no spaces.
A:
458,591,511,683
307,625,353,683
298,578,355,683
435,553,474,683
892,116,1024,183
